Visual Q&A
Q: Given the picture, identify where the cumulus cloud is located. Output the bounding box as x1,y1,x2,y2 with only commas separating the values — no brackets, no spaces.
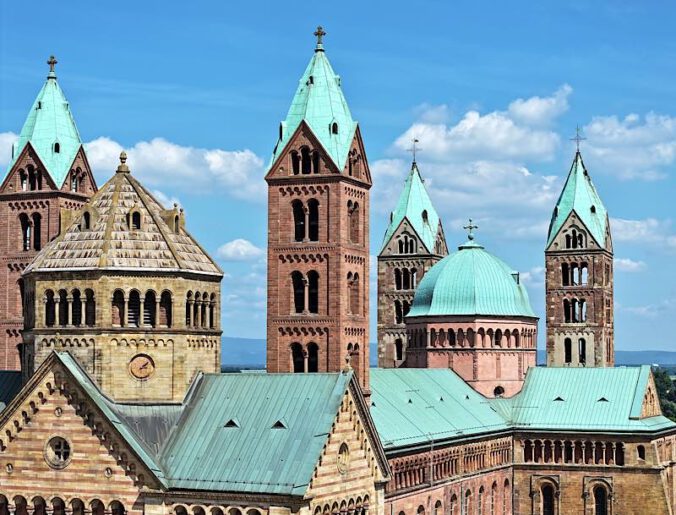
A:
216,239,265,261
0,132,19,168
611,217,676,249
584,113,676,180
151,189,181,209
508,84,572,126
614,258,646,272
85,137,266,200
521,266,545,289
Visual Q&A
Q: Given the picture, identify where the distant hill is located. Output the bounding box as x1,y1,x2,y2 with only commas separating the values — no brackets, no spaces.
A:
221,337,676,368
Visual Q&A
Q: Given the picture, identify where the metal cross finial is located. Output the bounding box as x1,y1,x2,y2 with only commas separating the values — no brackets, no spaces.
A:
47,55,58,74
407,138,421,164
570,125,586,152
463,218,478,240
314,26,327,47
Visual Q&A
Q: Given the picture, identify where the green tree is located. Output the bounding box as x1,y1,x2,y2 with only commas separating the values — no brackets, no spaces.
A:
653,367,676,422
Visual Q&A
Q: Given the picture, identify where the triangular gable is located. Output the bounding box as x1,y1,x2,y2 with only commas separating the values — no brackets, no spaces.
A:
545,209,605,252
380,216,432,256
0,142,60,193
631,366,663,420
57,145,98,192
0,352,165,496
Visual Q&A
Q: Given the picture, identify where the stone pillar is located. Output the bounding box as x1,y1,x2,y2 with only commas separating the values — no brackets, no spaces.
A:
123,295,129,327
139,298,146,327
187,299,193,327
303,277,309,314
66,296,73,326
80,300,86,327
196,301,202,327
155,299,161,327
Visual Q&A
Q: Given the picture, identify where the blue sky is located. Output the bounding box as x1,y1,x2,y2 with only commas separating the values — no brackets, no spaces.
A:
1,1,675,352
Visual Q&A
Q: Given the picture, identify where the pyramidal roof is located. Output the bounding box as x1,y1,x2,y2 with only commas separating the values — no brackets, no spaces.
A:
25,154,221,276
547,151,608,248
269,32,357,172
381,161,442,253
6,57,84,187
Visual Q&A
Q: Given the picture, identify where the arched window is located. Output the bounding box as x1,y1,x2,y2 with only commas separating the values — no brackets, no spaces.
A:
395,300,403,324
71,289,82,326
291,343,304,373
394,268,402,290
503,479,510,515
512,329,520,348
307,342,319,372
83,211,91,230
348,272,359,315
331,122,339,134
402,268,410,290
417,506,424,515
450,495,458,515
448,329,456,346
571,263,579,285
578,338,586,365
45,290,56,327
422,210,429,223
292,200,306,242
131,211,142,230
291,151,300,175
200,291,208,328
110,501,125,515
128,290,141,327
144,291,157,327
563,299,571,323
54,142,60,153
58,289,68,326
541,484,555,515
433,501,441,515
593,486,608,515
581,264,589,285
308,271,319,314
112,290,125,326
395,338,403,361
579,299,587,322
312,151,320,174
32,213,41,250
349,201,360,244
174,215,180,233
208,293,216,329
308,199,319,241
160,291,172,327
20,170,27,191
564,338,572,364
84,289,95,326
19,213,30,251
71,174,78,192
494,329,502,347
411,268,417,288
562,263,570,286
463,490,472,515
301,147,312,174
478,487,484,515
403,300,410,318
292,272,305,313
185,291,193,327
491,482,498,515
637,445,646,461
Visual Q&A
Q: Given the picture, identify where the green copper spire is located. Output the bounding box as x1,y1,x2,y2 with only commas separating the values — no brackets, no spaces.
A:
381,161,442,253
547,150,608,248
5,55,84,187
269,27,357,172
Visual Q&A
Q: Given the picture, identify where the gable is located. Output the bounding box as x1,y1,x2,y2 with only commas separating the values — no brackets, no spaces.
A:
57,146,98,193
0,142,59,194
640,372,662,419
380,217,430,257
0,356,159,501
546,210,606,252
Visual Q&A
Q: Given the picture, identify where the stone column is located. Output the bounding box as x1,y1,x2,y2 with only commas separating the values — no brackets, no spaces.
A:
196,301,202,327
139,297,146,327
155,299,161,327
80,300,86,327
303,206,310,242
66,296,73,326
303,277,309,314
123,295,129,327
187,299,193,327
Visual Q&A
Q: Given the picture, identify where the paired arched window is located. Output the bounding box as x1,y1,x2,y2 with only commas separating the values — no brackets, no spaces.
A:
563,298,587,323
20,165,42,191
43,288,96,327
397,233,416,254
290,271,319,314
348,200,360,244
290,342,319,373
291,146,320,175
291,199,320,242
562,262,589,286
184,290,215,328
565,228,586,249
394,268,417,290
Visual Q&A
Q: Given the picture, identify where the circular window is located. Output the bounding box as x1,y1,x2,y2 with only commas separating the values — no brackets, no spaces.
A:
337,442,350,474
44,436,71,469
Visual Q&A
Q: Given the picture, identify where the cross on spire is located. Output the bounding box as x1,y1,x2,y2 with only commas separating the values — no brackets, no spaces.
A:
463,218,478,240
47,55,58,77
314,26,327,50
570,125,586,152
408,138,421,164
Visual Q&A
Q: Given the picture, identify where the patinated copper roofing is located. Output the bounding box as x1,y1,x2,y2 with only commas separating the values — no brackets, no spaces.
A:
25,154,221,276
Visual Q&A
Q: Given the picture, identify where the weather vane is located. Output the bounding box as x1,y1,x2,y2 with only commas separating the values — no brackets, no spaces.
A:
570,125,586,152
463,218,478,240
408,138,421,164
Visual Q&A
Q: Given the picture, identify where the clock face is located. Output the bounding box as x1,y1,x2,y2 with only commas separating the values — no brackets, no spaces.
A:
129,354,155,380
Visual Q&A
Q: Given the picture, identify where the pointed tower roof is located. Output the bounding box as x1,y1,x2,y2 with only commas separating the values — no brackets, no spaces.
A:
5,56,84,187
547,151,608,248
269,27,357,171
381,161,442,253
25,153,222,276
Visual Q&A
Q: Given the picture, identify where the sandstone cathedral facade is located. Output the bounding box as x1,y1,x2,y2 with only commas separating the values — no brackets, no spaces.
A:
0,30,675,515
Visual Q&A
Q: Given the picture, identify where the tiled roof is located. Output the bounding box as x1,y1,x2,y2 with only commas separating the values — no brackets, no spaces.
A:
408,239,535,318
269,43,357,172
5,68,84,187
25,158,221,276
492,366,675,433
380,162,442,254
547,151,609,248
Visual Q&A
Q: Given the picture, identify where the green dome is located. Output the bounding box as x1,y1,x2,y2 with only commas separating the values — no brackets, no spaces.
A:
408,239,536,318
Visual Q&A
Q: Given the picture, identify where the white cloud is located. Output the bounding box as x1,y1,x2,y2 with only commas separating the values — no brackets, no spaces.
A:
584,112,676,180
216,239,265,261
508,84,572,126
413,103,451,124
614,258,646,272
521,266,545,289
85,137,266,200
151,189,181,209
618,298,675,318
611,217,676,249
0,132,19,169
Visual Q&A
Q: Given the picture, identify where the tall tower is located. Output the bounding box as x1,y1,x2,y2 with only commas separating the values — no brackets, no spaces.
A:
377,159,447,367
545,149,614,367
266,28,372,392
0,56,97,370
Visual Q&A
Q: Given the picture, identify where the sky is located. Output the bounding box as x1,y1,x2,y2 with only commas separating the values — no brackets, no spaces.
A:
1,1,675,353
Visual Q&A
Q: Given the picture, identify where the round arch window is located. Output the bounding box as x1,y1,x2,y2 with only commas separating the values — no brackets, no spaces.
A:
44,436,72,469
337,442,350,474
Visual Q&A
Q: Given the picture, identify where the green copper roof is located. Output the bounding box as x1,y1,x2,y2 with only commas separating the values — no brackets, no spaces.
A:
380,162,442,254
408,238,535,318
161,371,352,494
369,368,509,449
5,68,84,187
269,44,357,171
547,151,608,247
492,366,675,433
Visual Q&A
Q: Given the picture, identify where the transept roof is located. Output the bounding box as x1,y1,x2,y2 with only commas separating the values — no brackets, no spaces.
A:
25,154,221,276
380,161,442,254
5,57,85,187
547,150,609,248
269,35,357,172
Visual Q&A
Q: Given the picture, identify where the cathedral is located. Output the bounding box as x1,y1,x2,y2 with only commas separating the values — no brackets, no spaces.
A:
0,30,675,515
